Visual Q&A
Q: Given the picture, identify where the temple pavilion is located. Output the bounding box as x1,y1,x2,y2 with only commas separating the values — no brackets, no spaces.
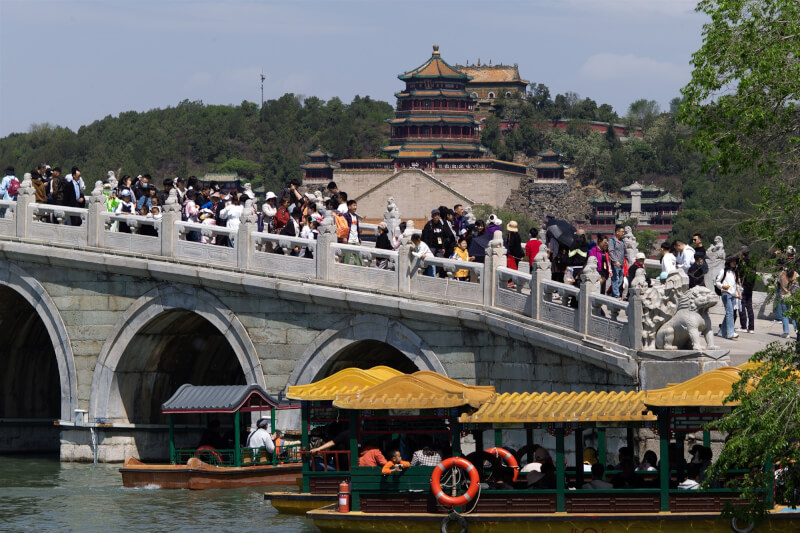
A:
300,147,337,183
382,45,487,171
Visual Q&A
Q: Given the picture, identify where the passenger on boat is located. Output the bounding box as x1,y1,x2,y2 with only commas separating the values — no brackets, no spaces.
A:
677,463,701,490
690,445,713,482
582,447,598,472
488,466,517,490
359,440,388,467
246,417,275,457
582,463,613,489
381,450,410,475
308,427,351,470
640,450,658,472
525,461,556,489
198,419,226,450
410,445,443,467
611,458,643,488
308,437,335,471
613,446,638,469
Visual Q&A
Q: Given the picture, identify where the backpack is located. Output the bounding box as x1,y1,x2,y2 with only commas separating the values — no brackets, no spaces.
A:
6,178,20,197
334,213,349,240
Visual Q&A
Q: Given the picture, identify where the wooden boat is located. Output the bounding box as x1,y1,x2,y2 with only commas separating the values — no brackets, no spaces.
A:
296,366,800,532
120,383,302,489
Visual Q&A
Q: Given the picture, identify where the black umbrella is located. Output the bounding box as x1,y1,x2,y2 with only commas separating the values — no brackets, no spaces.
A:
469,232,493,259
547,219,576,248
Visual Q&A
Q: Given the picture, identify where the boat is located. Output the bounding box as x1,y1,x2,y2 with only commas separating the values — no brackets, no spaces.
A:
120,383,303,489
299,366,800,532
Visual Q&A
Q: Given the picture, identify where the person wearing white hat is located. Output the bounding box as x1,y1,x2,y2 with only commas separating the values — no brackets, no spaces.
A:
114,189,136,234
262,192,277,232
627,252,648,288
246,417,275,461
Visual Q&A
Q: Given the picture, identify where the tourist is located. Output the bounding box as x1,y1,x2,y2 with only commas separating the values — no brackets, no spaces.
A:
526,461,556,489
715,255,740,340
0,166,19,205
451,237,474,281
273,197,290,233
278,178,303,210
590,235,610,293
375,222,392,269
640,450,658,472
422,209,445,272
115,189,136,233
568,230,589,287
738,246,756,334
674,239,695,273
410,444,442,466
659,242,677,279
117,175,135,205
582,463,613,489
182,190,201,242
63,167,85,226
261,191,277,232
219,193,243,246
776,262,798,339
382,450,410,475
688,253,706,288
691,233,705,257
628,252,648,287
677,463,701,490
326,181,339,197
358,440,387,467
609,225,626,298
524,227,542,264
612,458,643,488
453,204,466,234
506,220,524,270
336,192,349,214
157,178,173,205
410,233,435,277
246,417,276,460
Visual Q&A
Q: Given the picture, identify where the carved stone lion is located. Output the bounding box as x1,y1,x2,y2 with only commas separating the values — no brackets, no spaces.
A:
655,286,719,350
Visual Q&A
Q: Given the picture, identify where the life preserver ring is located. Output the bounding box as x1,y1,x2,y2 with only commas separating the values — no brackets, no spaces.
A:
440,511,468,533
431,457,480,507
485,447,519,482
194,445,223,464
730,517,755,533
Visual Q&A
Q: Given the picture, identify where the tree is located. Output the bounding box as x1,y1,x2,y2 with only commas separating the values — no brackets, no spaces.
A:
626,99,660,130
680,0,800,248
703,341,800,524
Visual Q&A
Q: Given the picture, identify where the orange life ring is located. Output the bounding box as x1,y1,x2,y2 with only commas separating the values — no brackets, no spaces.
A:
485,446,519,482
430,457,480,507
194,445,223,464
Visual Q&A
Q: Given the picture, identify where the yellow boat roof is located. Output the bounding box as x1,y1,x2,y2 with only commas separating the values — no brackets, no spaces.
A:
458,391,657,424
643,366,744,408
333,373,493,410
286,366,404,401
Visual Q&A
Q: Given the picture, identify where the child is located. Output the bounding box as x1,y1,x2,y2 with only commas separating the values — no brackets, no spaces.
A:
382,450,410,475
687,253,706,288
450,237,474,281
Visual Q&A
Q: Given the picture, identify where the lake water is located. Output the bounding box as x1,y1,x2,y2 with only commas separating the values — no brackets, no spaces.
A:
0,455,318,533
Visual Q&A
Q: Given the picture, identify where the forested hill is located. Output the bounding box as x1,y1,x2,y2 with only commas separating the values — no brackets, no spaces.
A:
0,95,393,194
0,91,759,249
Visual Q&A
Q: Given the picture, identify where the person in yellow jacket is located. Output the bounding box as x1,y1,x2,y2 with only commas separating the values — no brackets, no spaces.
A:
451,237,474,281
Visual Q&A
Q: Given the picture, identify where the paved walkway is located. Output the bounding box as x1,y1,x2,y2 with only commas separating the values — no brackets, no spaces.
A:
712,315,797,366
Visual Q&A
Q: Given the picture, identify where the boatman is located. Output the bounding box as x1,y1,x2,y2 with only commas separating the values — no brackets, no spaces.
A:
247,417,276,462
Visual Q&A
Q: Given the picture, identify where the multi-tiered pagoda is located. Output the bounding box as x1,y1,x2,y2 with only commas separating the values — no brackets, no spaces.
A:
383,45,487,170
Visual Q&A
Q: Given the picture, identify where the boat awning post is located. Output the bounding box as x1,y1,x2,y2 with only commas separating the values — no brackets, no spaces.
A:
575,428,584,488
234,410,241,467
525,428,533,464
676,431,686,484
349,410,360,512
474,429,484,456
301,402,310,493
658,414,670,512
702,429,710,448
451,411,461,457
169,414,175,464
597,428,606,469
556,426,565,512
494,429,502,448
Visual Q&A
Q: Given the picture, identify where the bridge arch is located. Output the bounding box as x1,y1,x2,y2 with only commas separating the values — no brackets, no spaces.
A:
0,261,77,422
288,314,446,387
89,284,265,423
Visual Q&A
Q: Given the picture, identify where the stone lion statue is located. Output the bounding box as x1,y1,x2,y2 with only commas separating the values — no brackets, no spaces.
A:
655,286,719,350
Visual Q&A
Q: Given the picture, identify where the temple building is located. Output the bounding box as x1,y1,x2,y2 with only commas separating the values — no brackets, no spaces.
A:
300,147,337,183
582,181,683,238
531,148,566,181
455,61,530,118
300,46,529,222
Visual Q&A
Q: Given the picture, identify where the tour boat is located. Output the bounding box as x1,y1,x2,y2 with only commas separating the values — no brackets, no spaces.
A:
274,366,800,532
120,384,302,490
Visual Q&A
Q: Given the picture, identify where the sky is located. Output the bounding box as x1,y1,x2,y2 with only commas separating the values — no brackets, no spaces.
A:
0,0,707,138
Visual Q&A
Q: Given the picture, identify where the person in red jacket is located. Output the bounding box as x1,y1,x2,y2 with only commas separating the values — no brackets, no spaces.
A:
358,440,387,467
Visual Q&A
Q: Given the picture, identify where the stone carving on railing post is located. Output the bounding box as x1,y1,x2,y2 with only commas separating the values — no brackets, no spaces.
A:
86,180,105,248
626,269,648,351
623,226,639,265
383,197,401,238
106,171,118,191
578,256,602,336
463,206,476,226
15,173,35,238
238,198,258,269
705,235,725,291
315,212,336,281
397,221,416,293
639,269,721,352
483,230,506,307
160,188,181,257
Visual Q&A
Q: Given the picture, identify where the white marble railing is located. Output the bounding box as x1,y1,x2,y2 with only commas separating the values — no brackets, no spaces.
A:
2,184,644,352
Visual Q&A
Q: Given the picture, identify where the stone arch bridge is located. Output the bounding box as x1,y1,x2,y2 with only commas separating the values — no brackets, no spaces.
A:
0,181,726,461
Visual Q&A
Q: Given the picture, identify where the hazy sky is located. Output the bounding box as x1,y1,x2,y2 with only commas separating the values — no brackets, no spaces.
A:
0,0,707,138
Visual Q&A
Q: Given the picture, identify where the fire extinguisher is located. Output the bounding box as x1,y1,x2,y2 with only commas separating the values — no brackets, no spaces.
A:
338,480,350,513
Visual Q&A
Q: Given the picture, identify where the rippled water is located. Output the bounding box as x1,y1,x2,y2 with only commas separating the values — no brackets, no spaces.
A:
0,455,318,533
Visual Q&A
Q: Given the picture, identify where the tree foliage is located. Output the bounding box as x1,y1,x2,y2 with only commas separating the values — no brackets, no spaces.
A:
680,0,800,249
0,95,393,194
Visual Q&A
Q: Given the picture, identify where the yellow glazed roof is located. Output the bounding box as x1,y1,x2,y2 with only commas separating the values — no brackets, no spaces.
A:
643,366,744,407
286,366,404,401
333,373,493,410
458,391,656,424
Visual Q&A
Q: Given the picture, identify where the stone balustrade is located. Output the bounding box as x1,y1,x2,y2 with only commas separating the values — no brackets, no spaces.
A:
0,178,645,352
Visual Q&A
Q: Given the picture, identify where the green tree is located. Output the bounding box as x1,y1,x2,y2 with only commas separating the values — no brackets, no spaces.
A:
626,99,660,130
680,0,800,248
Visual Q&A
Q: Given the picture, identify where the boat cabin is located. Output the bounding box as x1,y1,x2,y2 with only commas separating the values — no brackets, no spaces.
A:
162,383,301,468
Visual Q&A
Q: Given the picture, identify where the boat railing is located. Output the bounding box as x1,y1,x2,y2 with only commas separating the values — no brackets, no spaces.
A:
174,443,303,467
302,449,351,472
